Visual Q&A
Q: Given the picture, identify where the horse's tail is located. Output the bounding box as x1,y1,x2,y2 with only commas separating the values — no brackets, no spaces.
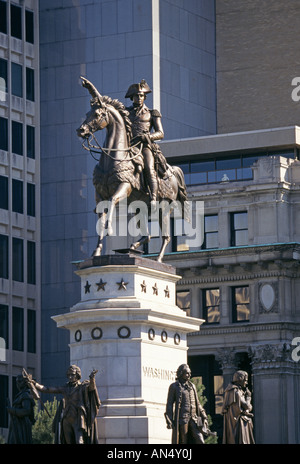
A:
173,166,190,223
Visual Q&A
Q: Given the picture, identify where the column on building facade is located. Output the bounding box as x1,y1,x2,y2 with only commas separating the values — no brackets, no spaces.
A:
215,347,238,389
249,343,300,444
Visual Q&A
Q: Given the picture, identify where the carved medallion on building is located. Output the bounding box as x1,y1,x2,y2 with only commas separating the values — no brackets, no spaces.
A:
259,282,278,313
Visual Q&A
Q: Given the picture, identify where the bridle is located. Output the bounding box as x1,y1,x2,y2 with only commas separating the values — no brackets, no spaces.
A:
81,123,142,163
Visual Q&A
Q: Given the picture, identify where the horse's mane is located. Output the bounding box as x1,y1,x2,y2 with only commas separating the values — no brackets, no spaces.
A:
101,95,133,142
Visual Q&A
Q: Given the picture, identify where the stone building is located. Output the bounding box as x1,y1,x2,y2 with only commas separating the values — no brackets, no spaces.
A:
159,126,300,443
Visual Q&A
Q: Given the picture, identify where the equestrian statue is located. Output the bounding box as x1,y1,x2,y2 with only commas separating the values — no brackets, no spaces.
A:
77,77,189,262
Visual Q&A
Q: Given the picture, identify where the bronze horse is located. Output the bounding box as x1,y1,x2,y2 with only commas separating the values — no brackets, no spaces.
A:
77,77,189,262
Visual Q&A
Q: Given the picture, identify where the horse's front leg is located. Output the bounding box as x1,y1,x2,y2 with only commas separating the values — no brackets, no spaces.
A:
157,205,172,262
157,236,171,262
93,210,107,256
106,183,132,236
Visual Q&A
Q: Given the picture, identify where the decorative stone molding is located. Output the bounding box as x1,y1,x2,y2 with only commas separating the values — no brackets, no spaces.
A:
248,343,293,370
177,269,298,286
215,347,237,370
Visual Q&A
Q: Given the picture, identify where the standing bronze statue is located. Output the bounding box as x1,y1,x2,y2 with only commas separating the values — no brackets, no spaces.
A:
165,364,212,444
27,365,100,444
222,370,255,444
7,372,35,444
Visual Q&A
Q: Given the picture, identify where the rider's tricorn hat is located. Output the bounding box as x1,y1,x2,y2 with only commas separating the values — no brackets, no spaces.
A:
125,79,152,98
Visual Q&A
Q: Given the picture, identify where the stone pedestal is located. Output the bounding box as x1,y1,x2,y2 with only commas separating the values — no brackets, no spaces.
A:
52,253,203,444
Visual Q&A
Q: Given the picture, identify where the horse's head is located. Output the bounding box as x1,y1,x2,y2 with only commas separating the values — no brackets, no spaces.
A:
76,77,109,139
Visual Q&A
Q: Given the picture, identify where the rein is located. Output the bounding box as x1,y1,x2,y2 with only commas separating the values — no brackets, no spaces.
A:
82,133,142,162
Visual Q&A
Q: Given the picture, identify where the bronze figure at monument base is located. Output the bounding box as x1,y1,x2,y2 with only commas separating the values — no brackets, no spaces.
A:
222,370,255,444
25,365,100,444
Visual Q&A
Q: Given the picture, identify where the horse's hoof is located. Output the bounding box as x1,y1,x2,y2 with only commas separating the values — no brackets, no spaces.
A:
92,247,102,257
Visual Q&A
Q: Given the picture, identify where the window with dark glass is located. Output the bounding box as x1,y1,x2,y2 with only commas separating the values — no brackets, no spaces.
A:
26,125,35,159
0,375,8,428
12,237,23,282
203,288,220,324
0,175,8,210
0,304,9,350
203,215,218,249
0,1,7,34
176,290,191,316
0,58,7,94
12,179,23,213
27,309,36,353
25,10,34,44
26,67,34,101
0,234,8,279
27,241,36,285
12,121,23,155
11,4,22,39
11,62,22,97
27,183,35,217
232,286,250,322
0,117,8,151
230,212,248,246
13,306,24,351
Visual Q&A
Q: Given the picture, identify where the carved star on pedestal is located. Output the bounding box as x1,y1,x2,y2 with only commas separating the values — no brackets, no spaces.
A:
96,278,107,291
84,281,91,294
117,278,129,290
164,286,170,298
152,283,158,295
140,280,147,293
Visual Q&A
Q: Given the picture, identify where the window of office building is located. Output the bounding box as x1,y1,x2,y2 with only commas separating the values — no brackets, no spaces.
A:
176,290,191,316
0,1,7,34
0,234,8,279
12,179,23,214
27,183,35,217
0,175,8,210
203,215,218,249
25,10,34,44
11,62,23,98
27,241,36,285
26,125,35,159
0,304,9,350
27,309,36,353
13,238,23,282
203,288,220,324
0,58,7,95
11,4,22,40
26,67,34,101
230,211,248,246
12,121,23,156
12,306,24,351
232,286,250,322
0,375,8,428
0,117,8,151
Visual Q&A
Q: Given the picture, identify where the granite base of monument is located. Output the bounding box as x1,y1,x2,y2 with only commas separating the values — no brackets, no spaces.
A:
52,253,203,444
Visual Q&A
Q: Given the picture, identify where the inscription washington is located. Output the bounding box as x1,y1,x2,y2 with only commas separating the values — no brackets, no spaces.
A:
142,366,176,381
